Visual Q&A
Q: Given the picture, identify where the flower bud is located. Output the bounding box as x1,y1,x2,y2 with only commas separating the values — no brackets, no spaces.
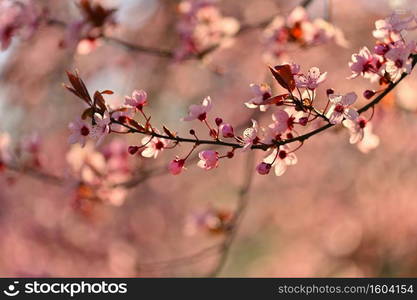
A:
326,88,334,96
215,117,223,126
363,90,376,99
128,146,139,155
168,159,185,175
256,162,271,175
219,123,234,138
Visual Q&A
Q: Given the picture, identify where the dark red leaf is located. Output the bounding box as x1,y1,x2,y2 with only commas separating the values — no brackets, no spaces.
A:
163,126,176,138
128,119,145,132
262,93,289,105
269,65,295,91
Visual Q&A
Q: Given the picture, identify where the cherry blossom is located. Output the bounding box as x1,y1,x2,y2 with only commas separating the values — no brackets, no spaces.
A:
385,41,416,80
295,67,327,89
68,118,92,147
357,123,380,154
263,146,298,176
348,47,383,82
141,136,169,159
262,6,347,62
124,89,148,110
182,96,212,121
245,83,272,112
197,150,219,170
373,11,417,42
342,116,367,144
175,0,239,59
89,113,111,145
241,120,259,151
326,92,358,124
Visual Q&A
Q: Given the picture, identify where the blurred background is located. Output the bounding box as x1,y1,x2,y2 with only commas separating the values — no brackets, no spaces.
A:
1,0,417,277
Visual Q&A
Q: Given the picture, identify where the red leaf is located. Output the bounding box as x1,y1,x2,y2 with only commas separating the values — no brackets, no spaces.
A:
262,93,289,105
269,65,295,91
93,91,107,114
100,90,114,95
128,119,145,131
163,126,176,138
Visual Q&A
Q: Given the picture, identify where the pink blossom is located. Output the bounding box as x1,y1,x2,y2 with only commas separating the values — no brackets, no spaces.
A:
245,83,272,111
264,107,305,143
219,123,234,138
241,120,259,151
256,162,271,175
348,47,383,81
124,89,148,110
141,135,169,159
89,113,111,145
0,0,41,51
373,12,417,42
295,67,327,89
168,159,185,175
197,150,219,170
182,96,212,121
343,117,379,153
263,146,297,176
357,123,380,154
343,117,367,144
326,92,359,124
385,41,416,81
68,118,92,147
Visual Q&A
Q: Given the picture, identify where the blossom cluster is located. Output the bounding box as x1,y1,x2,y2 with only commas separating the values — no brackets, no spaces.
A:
63,12,417,180
0,0,42,50
349,11,417,83
66,140,134,214
262,6,348,62
175,0,240,60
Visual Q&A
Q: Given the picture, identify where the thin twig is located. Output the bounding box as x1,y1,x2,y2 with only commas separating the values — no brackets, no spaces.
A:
208,152,255,277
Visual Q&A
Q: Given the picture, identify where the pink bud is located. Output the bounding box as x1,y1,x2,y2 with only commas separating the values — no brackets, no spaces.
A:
298,117,308,126
128,146,139,155
168,159,185,175
219,123,234,138
256,162,271,175
363,90,375,99
215,117,223,126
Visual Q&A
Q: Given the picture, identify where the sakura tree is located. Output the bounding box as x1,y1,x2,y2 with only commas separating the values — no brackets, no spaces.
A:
1,0,417,277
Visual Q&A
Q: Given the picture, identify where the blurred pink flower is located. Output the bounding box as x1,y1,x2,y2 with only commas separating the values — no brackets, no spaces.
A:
343,117,367,144
168,159,185,175
124,89,148,110
197,150,219,170
182,96,212,121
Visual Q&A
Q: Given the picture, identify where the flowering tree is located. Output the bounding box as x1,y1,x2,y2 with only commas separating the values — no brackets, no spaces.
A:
1,0,417,277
